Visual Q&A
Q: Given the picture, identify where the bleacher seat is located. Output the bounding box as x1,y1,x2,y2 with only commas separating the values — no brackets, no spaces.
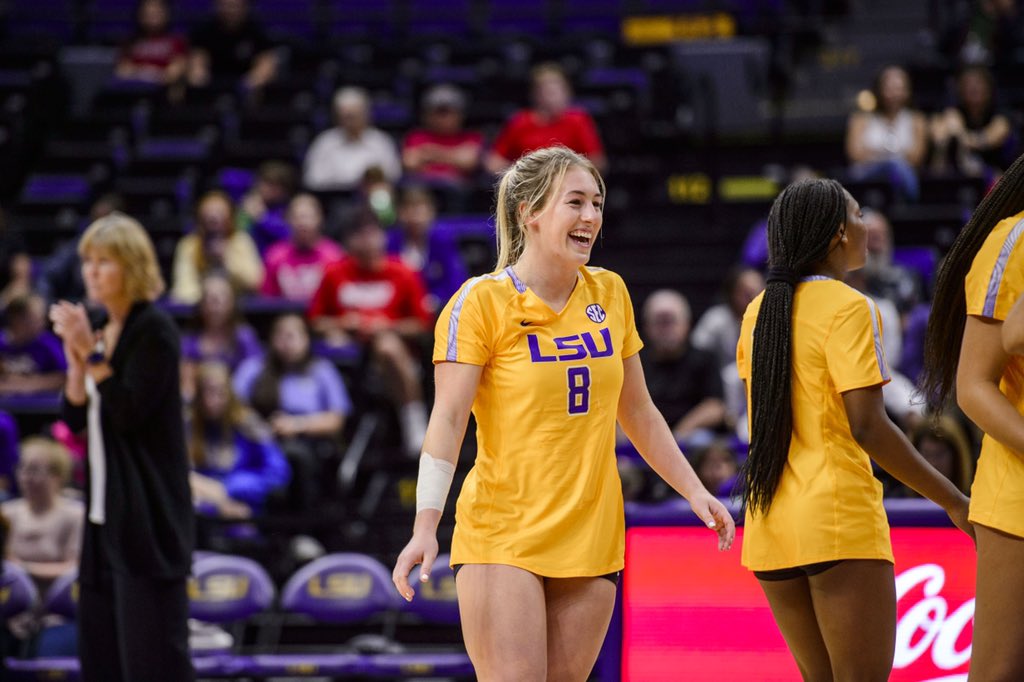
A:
188,552,276,625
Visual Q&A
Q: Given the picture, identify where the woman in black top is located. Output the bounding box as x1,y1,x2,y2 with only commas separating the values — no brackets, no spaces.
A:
50,212,194,682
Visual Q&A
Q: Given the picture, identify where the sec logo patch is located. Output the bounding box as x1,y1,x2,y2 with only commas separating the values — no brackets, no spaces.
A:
585,303,606,323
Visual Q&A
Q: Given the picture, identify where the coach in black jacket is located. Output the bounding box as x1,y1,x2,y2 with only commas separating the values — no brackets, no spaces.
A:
51,212,194,682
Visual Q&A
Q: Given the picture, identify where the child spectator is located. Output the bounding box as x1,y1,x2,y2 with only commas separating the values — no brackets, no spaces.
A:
180,272,262,402
236,161,298,255
262,194,344,304
387,186,469,310
234,314,350,509
3,437,83,652
0,294,66,396
187,362,290,517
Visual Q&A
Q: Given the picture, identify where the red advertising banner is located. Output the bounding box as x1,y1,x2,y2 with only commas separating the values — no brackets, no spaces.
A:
623,527,975,681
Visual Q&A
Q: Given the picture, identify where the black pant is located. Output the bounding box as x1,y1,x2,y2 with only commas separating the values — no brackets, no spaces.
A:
78,568,193,682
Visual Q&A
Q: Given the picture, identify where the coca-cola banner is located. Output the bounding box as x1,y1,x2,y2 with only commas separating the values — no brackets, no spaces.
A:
623,527,975,682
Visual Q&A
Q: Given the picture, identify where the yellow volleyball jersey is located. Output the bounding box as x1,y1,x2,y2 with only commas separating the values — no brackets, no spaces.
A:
434,265,643,577
965,211,1024,538
737,277,894,570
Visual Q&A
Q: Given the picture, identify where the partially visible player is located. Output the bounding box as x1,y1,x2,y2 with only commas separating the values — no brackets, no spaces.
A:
920,153,1024,680
739,179,972,681
392,146,734,681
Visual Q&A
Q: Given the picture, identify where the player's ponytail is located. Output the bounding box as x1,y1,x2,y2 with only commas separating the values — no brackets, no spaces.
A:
743,179,848,516
920,152,1024,412
494,146,605,270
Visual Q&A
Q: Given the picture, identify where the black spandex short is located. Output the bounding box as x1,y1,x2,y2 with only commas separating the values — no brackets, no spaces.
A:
452,564,620,586
753,560,843,582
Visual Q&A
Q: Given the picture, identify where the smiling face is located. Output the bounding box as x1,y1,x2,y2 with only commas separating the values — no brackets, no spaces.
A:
524,165,603,269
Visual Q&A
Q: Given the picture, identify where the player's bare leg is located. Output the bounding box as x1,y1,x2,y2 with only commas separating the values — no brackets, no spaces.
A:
969,524,1024,681
544,576,617,681
758,576,833,681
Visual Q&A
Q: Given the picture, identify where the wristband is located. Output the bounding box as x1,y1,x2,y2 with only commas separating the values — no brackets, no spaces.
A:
416,452,455,514
86,339,106,365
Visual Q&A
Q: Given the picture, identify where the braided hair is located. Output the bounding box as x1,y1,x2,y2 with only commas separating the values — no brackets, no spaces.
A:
743,178,849,516
920,153,1024,412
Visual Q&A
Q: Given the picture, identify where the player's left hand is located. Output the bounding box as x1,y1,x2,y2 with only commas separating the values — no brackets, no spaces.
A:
689,491,736,551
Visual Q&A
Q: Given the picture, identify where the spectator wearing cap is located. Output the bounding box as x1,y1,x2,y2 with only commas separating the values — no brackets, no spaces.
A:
303,87,402,191
401,84,483,187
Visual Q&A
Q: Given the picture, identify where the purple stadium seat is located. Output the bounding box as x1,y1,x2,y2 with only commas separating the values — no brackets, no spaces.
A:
188,553,276,624
233,554,396,678
0,561,38,619
43,568,78,620
280,553,398,624
364,554,474,678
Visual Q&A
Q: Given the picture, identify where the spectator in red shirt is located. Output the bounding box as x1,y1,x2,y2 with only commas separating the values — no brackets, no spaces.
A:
402,84,483,187
309,209,432,456
262,193,344,304
114,0,188,87
485,63,607,174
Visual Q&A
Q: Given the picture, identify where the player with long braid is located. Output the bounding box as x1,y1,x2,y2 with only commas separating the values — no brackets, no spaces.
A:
921,153,1024,680
738,178,972,681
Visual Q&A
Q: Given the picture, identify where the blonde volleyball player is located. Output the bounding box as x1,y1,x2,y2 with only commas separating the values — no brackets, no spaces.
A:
392,146,734,681
921,153,1024,680
738,179,972,681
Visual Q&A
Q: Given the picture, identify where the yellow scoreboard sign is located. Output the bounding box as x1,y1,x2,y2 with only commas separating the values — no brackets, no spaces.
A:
622,13,737,45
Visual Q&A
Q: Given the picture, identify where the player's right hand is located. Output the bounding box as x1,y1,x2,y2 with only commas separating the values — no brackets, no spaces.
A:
946,494,976,547
392,532,439,602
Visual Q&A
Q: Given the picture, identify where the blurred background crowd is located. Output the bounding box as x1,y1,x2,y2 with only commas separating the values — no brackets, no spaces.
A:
0,0,1016,667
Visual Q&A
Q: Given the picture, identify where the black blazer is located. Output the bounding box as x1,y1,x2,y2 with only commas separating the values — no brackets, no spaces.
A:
63,301,194,582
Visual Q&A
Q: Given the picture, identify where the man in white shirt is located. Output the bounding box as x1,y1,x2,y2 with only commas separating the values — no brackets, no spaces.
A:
303,86,402,191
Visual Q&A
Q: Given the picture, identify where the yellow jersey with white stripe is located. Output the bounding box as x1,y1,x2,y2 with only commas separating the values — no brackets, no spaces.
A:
737,277,894,571
965,210,1024,538
434,265,643,577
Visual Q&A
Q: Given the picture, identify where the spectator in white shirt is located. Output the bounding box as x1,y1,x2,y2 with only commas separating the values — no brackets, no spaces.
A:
303,87,402,191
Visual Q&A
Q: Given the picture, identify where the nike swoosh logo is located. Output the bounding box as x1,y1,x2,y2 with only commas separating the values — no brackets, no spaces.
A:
520,320,532,326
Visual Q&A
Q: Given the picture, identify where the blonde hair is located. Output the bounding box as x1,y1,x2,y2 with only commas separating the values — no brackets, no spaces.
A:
78,211,165,302
494,146,604,269
20,436,73,486
189,361,250,470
